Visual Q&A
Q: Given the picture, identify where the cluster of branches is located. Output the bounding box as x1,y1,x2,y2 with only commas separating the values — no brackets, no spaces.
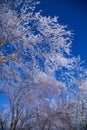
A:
0,0,87,130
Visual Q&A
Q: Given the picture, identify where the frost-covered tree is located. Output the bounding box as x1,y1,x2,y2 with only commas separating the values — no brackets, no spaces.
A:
0,0,87,130
0,0,72,68
70,56,87,130
0,61,67,130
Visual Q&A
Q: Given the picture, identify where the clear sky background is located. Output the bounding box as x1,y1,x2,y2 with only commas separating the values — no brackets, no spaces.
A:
39,0,87,63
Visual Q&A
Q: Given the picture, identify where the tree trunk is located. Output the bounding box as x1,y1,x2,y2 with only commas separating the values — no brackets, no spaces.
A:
0,121,4,130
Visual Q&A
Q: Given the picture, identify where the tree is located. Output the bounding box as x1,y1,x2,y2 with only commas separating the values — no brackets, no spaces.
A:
0,0,72,67
0,106,10,130
0,62,67,130
71,56,87,130
0,0,87,130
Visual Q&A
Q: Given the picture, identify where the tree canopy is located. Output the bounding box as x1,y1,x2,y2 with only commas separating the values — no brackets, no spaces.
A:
0,0,87,130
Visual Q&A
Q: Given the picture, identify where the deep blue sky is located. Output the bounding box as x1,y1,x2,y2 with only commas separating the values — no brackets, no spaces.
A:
0,93,9,112
39,0,87,63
